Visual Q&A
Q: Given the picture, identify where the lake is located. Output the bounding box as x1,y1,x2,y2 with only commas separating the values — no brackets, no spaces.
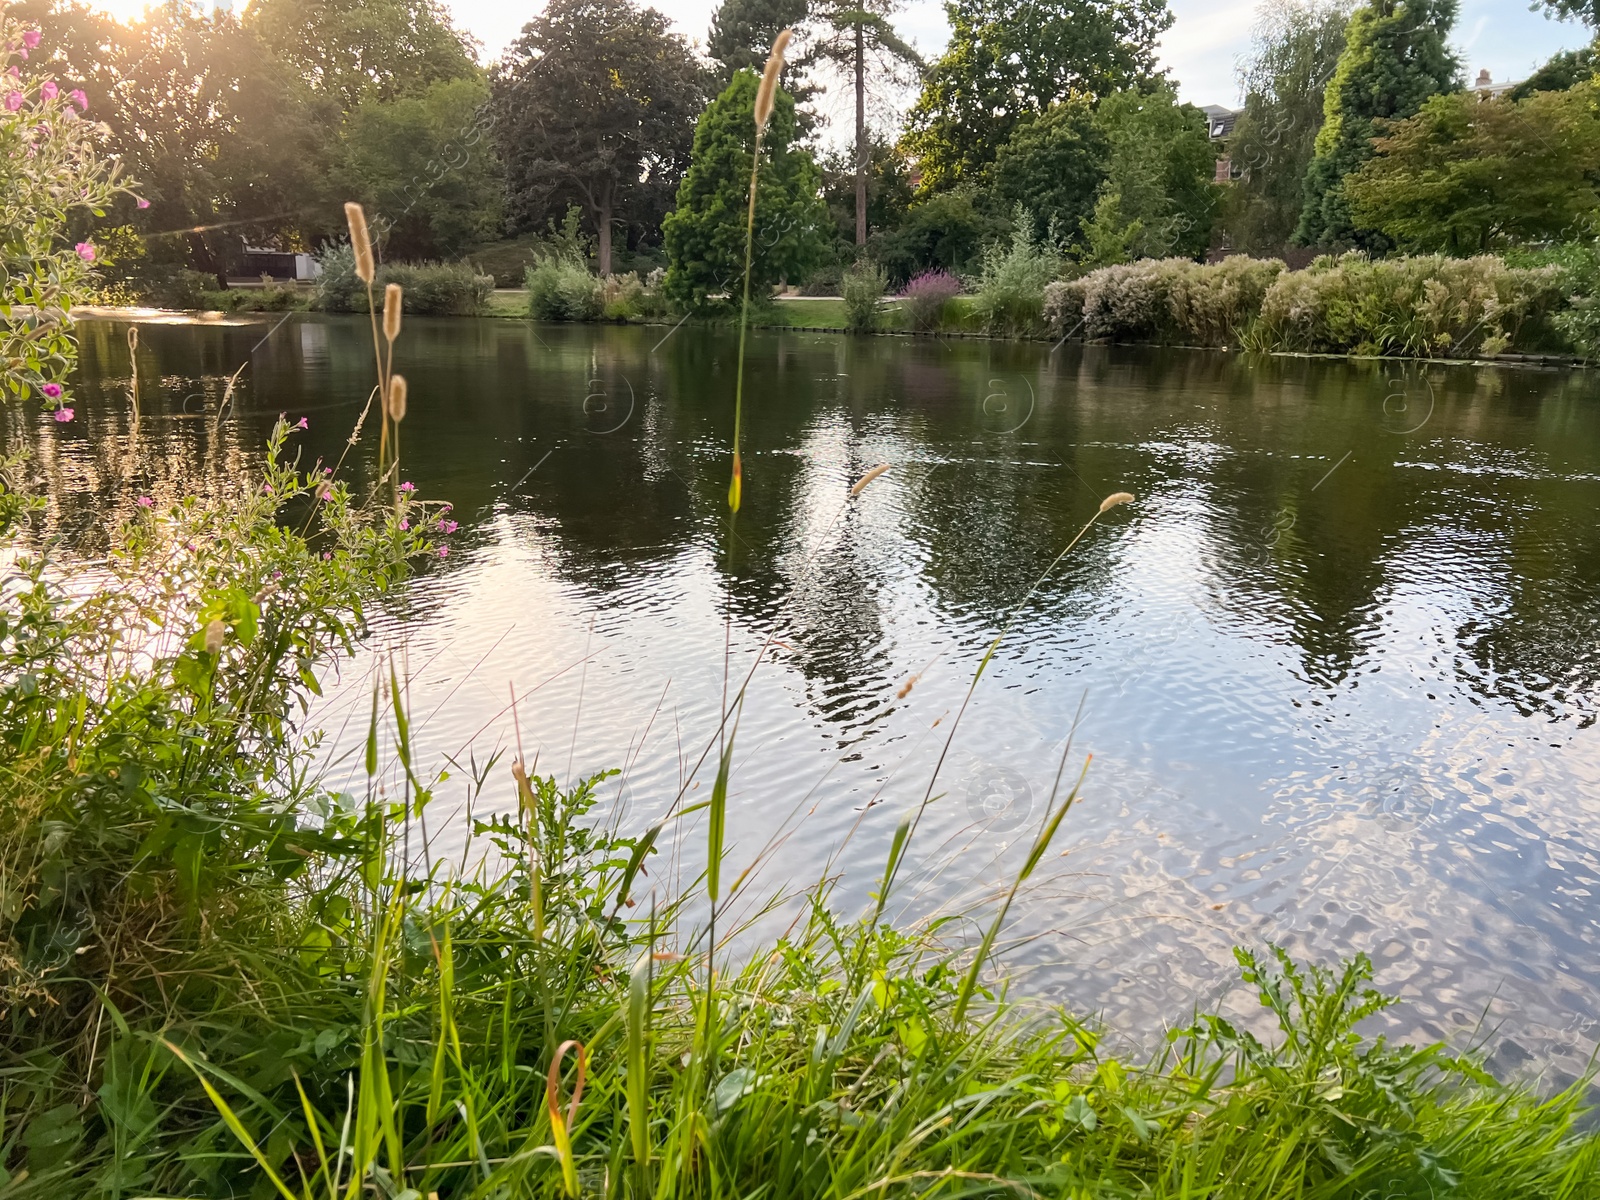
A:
15,314,1600,1084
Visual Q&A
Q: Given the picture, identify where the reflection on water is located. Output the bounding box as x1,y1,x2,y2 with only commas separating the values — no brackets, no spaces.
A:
14,315,1600,1083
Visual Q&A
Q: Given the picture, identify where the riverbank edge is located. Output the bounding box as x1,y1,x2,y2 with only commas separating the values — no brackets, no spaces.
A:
72,303,1595,371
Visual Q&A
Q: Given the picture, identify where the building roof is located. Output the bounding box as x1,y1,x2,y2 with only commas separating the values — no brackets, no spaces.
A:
1199,104,1240,139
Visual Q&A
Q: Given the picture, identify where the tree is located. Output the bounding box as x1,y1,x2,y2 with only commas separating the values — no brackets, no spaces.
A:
988,98,1108,246
1343,83,1600,252
1221,0,1351,254
341,77,502,259
246,0,478,109
494,0,708,275
1078,84,1218,263
1295,0,1460,249
663,71,829,307
1509,42,1599,99
1534,0,1599,29
901,0,1171,193
820,139,915,249
808,0,922,245
867,186,999,282
709,0,811,77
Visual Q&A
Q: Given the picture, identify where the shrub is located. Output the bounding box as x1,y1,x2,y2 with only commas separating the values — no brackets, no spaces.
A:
635,266,674,320
1166,255,1285,345
315,245,491,316
1044,277,1088,336
601,272,645,321
527,256,604,321
899,269,962,331
1247,252,1566,356
970,215,1061,337
841,263,888,332
378,261,493,316
801,263,844,296
1,18,137,405
1071,257,1284,345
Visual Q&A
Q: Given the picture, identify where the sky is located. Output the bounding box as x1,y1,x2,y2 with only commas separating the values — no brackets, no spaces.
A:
108,0,1595,127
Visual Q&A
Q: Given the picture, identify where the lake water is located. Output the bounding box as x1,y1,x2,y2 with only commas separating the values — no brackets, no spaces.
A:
17,314,1600,1084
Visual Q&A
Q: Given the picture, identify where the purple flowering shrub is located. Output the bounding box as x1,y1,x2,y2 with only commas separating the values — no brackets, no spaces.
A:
1,18,141,415
899,269,962,331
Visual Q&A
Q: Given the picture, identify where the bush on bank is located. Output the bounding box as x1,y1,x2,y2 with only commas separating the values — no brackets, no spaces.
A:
316,244,493,316
1045,251,1586,357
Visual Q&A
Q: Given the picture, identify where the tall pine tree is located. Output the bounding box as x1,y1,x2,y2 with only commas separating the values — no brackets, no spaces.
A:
1295,0,1459,248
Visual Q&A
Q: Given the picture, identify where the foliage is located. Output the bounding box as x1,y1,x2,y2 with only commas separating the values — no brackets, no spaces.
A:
899,268,963,329
1077,84,1220,266
494,0,708,275
1509,41,1599,99
708,0,812,78
819,140,917,251
1513,239,1600,357
340,76,502,260
988,98,1108,248
1056,255,1286,343
663,71,829,309
1222,0,1352,255
840,262,888,330
1247,251,1565,355
0,17,135,407
970,211,1061,335
868,186,1000,284
1296,0,1461,249
1343,83,1600,254
528,256,605,321
244,0,479,109
901,0,1172,192
1534,0,1600,29
315,245,491,315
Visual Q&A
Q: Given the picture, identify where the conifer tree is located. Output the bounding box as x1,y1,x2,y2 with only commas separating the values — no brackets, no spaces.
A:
1295,0,1460,249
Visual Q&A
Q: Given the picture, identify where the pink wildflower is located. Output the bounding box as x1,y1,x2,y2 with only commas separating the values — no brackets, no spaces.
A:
399,481,415,493
136,496,153,507
322,466,332,474
263,483,274,494
319,490,333,502
322,552,332,560
74,242,95,263
42,383,61,398
4,92,21,112
21,31,41,49
294,416,308,430
69,89,86,110
40,80,57,101
437,519,458,534
399,519,410,531
440,503,452,513
437,546,449,559
53,407,74,423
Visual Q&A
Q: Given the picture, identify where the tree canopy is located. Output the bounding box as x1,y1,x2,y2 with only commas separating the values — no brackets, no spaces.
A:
901,0,1172,193
494,0,708,274
1344,82,1600,252
988,99,1108,246
708,0,811,78
245,0,478,109
663,71,829,306
1296,0,1460,249
1222,0,1351,254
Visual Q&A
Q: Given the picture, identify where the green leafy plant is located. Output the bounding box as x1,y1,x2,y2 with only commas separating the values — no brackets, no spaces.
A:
970,208,1061,336
527,255,604,321
840,261,887,331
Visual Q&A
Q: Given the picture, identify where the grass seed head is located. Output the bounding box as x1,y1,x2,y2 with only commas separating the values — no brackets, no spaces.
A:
203,618,225,656
387,374,408,423
344,202,375,284
1099,491,1135,513
755,29,792,131
383,283,402,342
850,463,890,497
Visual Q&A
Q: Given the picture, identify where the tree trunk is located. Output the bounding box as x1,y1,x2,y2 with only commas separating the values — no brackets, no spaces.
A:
855,20,867,247
597,197,613,277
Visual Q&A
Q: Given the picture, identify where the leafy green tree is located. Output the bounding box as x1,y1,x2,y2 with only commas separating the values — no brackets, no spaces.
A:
808,0,923,245
1509,42,1599,99
988,98,1108,246
341,77,502,259
901,0,1171,193
246,0,478,109
1295,0,1460,249
867,186,1000,282
1222,0,1351,254
820,139,916,250
1343,82,1600,252
494,0,707,275
663,71,829,307
1534,0,1599,28
1078,84,1218,264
